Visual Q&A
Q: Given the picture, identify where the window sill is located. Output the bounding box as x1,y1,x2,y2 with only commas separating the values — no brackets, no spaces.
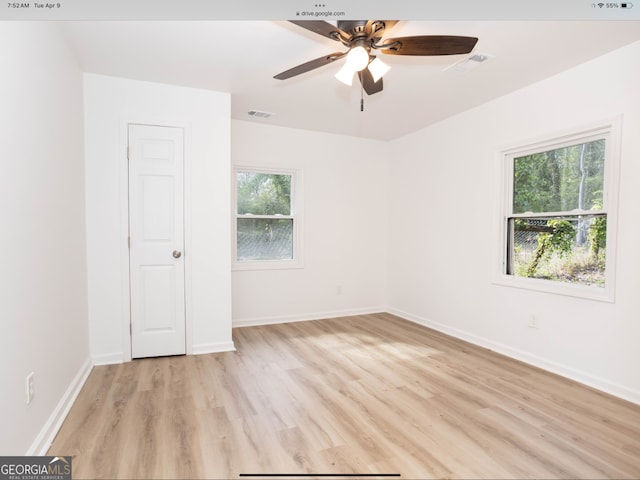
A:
493,274,614,303
232,259,304,272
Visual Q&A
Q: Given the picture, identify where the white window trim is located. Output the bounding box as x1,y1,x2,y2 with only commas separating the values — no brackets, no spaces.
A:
494,117,621,302
232,165,304,271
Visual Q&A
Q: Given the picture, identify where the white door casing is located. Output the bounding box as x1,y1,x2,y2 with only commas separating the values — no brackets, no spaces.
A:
128,124,186,358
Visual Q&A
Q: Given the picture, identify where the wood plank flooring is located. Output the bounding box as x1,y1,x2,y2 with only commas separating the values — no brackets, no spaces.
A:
49,313,640,479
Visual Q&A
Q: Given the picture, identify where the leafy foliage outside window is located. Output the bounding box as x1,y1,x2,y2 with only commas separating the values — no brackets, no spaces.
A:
513,140,605,214
507,138,607,287
236,171,295,262
524,219,576,277
237,172,291,216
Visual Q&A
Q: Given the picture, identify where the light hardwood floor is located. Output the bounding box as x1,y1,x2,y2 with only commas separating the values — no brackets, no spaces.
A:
49,313,640,479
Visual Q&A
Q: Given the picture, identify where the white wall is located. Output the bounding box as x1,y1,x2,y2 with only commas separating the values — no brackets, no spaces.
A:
388,40,640,403
84,74,233,363
232,121,388,325
0,24,90,455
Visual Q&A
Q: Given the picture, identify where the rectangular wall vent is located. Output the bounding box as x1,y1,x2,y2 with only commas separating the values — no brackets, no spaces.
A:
247,110,275,119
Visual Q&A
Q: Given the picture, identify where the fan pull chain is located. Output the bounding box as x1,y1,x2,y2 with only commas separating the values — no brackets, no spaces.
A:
360,84,364,112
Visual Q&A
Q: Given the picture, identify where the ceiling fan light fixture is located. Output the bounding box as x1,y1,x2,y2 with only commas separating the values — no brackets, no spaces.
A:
275,20,481,98
344,46,370,72
335,63,355,86
368,57,390,83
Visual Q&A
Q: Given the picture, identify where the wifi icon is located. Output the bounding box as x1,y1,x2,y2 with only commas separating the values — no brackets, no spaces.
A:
598,2,605,6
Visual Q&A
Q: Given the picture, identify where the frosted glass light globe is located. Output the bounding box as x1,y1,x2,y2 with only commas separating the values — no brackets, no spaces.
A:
345,46,369,72
335,63,355,86
368,57,390,82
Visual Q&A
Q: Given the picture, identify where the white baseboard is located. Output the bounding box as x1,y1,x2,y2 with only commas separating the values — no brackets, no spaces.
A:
92,351,124,366
387,307,640,406
232,306,386,328
192,341,236,355
26,358,93,456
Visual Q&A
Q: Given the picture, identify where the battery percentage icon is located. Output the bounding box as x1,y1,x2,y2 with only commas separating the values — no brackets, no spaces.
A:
621,2,633,7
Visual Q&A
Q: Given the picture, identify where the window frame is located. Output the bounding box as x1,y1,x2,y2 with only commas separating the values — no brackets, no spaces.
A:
495,119,620,302
232,165,303,271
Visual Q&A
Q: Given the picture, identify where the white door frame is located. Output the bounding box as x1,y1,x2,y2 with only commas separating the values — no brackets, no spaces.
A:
118,117,193,362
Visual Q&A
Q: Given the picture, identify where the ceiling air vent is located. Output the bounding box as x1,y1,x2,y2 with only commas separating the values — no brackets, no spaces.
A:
445,52,493,73
247,110,275,119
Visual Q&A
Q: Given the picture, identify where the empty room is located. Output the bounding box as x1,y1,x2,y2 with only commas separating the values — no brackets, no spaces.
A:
2,2,640,479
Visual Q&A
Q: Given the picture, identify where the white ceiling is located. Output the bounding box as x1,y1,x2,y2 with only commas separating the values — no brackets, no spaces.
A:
59,20,640,141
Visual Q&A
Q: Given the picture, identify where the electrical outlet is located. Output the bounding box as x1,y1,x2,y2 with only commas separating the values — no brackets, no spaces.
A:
336,285,343,295
26,372,35,404
528,314,539,329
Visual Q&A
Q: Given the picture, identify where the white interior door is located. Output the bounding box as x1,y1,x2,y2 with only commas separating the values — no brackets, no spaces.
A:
128,124,186,358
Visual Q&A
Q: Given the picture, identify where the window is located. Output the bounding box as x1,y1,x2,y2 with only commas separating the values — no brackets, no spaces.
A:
499,122,619,301
233,167,302,269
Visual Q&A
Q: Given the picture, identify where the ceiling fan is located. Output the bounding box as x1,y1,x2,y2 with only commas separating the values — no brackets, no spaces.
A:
274,20,479,95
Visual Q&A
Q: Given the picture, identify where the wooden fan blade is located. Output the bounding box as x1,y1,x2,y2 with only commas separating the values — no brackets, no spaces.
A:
358,69,383,95
380,35,478,56
274,52,346,80
289,20,347,42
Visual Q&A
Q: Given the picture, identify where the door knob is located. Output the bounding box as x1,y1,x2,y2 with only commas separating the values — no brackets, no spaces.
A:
172,250,182,259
